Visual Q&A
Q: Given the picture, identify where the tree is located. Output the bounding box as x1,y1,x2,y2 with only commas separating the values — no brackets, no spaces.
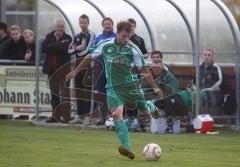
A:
223,0,240,28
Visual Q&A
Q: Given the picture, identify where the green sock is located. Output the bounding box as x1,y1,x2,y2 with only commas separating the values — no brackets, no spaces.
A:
114,120,131,150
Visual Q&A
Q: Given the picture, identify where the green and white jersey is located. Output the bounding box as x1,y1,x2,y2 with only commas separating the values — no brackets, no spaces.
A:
92,38,145,88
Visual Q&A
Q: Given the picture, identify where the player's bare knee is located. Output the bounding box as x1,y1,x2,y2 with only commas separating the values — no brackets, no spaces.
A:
111,106,123,120
111,110,121,119
111,112,119,120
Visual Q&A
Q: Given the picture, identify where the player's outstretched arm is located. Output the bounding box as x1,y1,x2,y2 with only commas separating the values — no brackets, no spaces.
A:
140,67,163,98
65,54,93,80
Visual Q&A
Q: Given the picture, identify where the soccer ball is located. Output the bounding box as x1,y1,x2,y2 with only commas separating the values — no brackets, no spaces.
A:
105,117,115,130
143,143,161,161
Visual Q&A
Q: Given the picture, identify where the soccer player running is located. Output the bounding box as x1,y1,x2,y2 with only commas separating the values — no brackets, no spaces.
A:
66,21,162,159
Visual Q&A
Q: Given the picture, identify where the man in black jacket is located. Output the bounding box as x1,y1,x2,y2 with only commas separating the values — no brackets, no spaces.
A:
199,49,223,115
42,19,72,123
0,22,10,59
68,14,95,125
5,25,26,60
125,18,149,131
23,29,35,62
127,18,148,58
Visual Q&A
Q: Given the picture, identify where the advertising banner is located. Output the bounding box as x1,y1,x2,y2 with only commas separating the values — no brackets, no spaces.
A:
0,65,51,117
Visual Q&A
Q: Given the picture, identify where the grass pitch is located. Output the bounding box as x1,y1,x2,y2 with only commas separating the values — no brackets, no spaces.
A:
0,120,240,167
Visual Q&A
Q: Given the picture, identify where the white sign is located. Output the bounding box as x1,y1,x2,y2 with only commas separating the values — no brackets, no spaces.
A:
0,66,51,117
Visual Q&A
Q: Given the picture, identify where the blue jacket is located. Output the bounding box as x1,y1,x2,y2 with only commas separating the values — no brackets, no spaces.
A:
93,31,116,45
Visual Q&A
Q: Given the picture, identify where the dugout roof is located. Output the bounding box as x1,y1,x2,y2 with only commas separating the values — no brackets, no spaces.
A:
41,0,240,64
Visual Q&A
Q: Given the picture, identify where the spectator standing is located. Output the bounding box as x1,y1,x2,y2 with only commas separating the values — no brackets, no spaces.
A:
199,49,223,115
123,18,148,131
6,25,26,60
0,22,10,59
93,17,116,125
127,18,148,58
68,14,95,124
23,29,35,62
42,19,72,123
93,17,116,45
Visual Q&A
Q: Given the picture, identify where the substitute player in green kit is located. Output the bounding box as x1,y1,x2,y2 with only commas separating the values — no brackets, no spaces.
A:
66,21,162,159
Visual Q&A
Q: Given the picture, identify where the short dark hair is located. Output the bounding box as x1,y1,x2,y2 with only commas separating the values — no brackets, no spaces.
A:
127,18,136,26
151,50,163,58
102,17,113,26
79,14,89,23
0,22,8,33
116,21,131,33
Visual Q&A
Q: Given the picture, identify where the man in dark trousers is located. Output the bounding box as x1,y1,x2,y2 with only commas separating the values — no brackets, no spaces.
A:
93,17,116,125
42,19,72,123
68,14,95,125
199,49,223,115
126,18,148,131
